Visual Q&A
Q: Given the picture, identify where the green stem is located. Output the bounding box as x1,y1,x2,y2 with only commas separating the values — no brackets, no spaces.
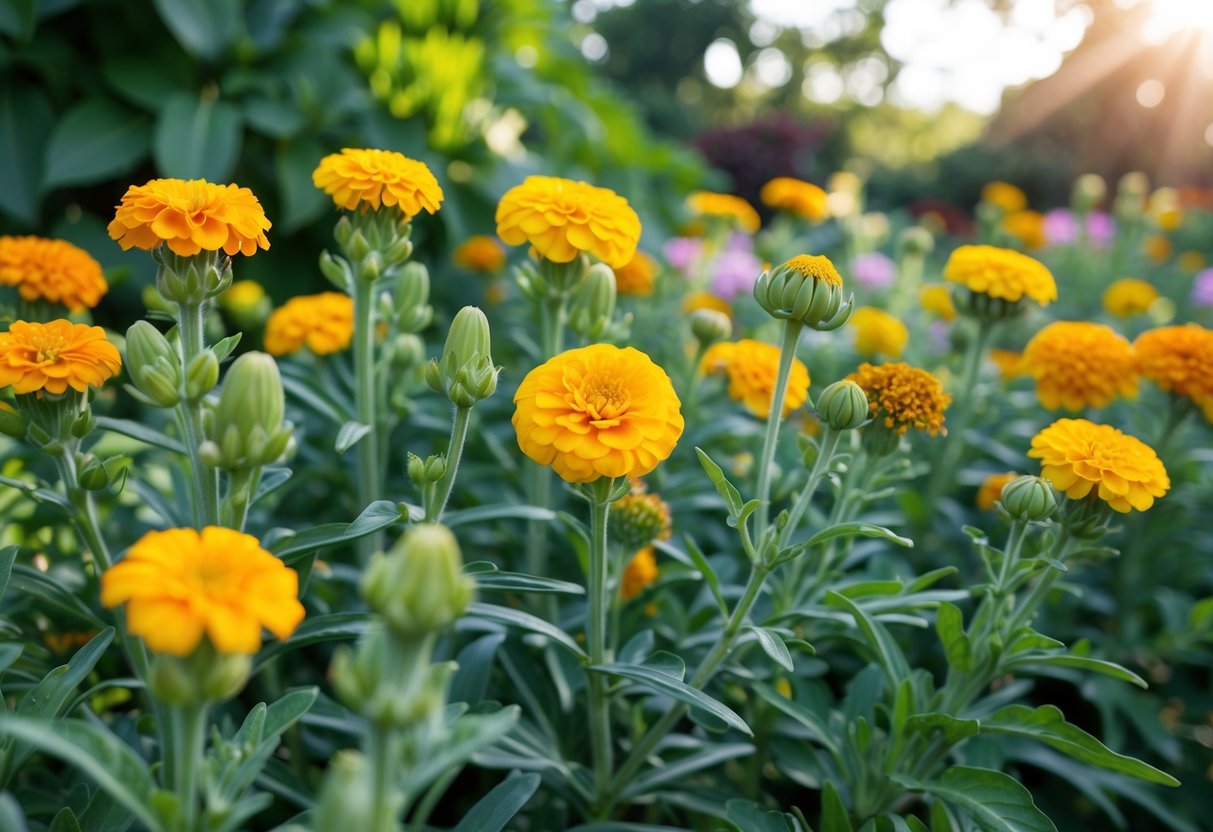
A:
754,320,803,540
352,278,381,556
222,467,258,532
924,320,994,509
426,406,471,522
368,728,398,832
177,301,220,527
1004,525,1073,637
170,703,208,832
587,480,615,811
780,427,841,547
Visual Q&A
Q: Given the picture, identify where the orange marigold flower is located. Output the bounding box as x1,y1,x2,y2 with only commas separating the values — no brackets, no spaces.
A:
981,181,1028,213
850,306,908,358
312,148,443,217
620,546,659,601
614,251,658,296
682,291,732,318
977,471,1019,511
1142,234,1172,263
0,320,121,395
1002,210,1046,250
453,235,506,272
847,362,951,436
990,349,1025,380
1133,324,1213,402
264,292,354,357
496,176,641,268
919,285,956,321
1022,321,1138,411
687,191,761,234
101,527,305,656
108,178,270,257
513,344,683,482
1102,278,1158,318
1029,418,1169,513
760,177,829,222
0,236,107,311
944,244,1056,306
1178,251,1205,273
700,339,809,419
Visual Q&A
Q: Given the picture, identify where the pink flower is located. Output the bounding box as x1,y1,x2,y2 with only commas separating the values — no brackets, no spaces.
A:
663,237,703,276
710,249,763,299
1192,268,1213,308
851,252,896,290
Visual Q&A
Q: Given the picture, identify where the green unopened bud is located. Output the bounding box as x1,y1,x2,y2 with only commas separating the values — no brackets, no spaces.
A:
896,226,935,258
76,455,110,491
799,436,819,468
362,523,474,635
1071,174,1106,213
689,308,732,346
407,452,447,487
0,402,27,438
954,286,1025,323
69,409,95,439
390,333,426,372
318,249,350,290
334,215,355,249
345,228,372,263
148,647,250,707
1000,475,1057,523
207,352,292,471
395,263,432,333
154,250,231,304
314,751,382,832
568,264,617,340
358,251,382,283
126,322,181,407
815,379,869,431
754,255,852,330
428,307,499,407
185,350,220,402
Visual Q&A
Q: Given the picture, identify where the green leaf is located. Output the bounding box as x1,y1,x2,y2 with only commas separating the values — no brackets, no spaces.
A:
153,92,242,182
274,137,329,232
7,565,105,627
890,766,1055,832
667,535,728,617
935,602,974,672
0,794,28,832
95,417,187,455
0,0,36,38
48,808,82,832
821,780,854,832
1004,653,1147,688
254,613,371,669
621,742,753,800
464,564,584,595
210,333,242,363
468,602,588,661
103,55,189,111
826,591,911,680
335,421,371,454
983,704,1178,786
0,83,53,223
452,772,540,832
0,544,16,603
409,705,520,794
271,501,401,562
753,681,840,753
18,628,115,719
151,0,240,60
263,688,319,740
444,504,558,527
905,712,980,745
746,626,794,672
806,522,913,550
43,98,151,188
695,447,743,517
725,798,800,832
591,662,752,736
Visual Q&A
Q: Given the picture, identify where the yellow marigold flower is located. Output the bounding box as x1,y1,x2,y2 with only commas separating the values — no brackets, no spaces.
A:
1154,207,1183,232
614,251,658,296
1134,324,1213,402
1102,278,1158,318
760,177,829,222
1178,251,1205,273
621,546,658,601
613,485,672,553
1142,234,1173,263
312,148,443,217
981,181,1028,213
108,178,270,257
700,339,810,419
264,292,354,357
943,245,1056,306
977,471,1019,511
0,236,107,311
847,362,951,436
682,291,732,318
220,280,266,314
851,307,908,358
990,349,1025,380
1022,321,1138,411
0,320,121,395
100,527,305,656
1002,210,1046,250
1029,418,1169,513
920,285,956,321
687,191,761,234
513,344,684,482
452,235,506,272
496,176,641,269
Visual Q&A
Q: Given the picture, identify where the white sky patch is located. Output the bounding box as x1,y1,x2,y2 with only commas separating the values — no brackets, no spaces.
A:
704,38,744,89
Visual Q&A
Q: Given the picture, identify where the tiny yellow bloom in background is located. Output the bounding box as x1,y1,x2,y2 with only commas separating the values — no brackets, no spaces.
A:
682,291,732,318
687,191,761,234
452,235,506,273
1102,278,1158,318
312,148,444,217
919,285,956,321
977,471,1019,511
1154,207,1183,232
1021,321,1138,411
1142,234,1173,263
496,176,641,268
1134,324,1213,404
513,344,684,483
943,244,1057,306
990,348,1025,380
847,362,951,436
0,236,108,311
0,320,121,395
1002,210,1047,250
108,178,271,257
614,251,658,296
101,527,305,656
620,546,659,601
760,177,829,222
220,280,267,315
1029,418,1169,513
850,307,908,359
700,339,810,419
981,181,1028,213
1178,251,1206,273
264,292,355,357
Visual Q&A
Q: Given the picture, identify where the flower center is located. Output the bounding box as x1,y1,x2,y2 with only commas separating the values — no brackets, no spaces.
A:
29,333,66,364
571,374,630,425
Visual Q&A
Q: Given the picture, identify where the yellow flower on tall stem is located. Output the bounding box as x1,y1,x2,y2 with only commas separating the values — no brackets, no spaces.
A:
981,181,1028,213
687,191,761,234
847,361,951,437
1029,418,1169,513
108,179,271,257
944,244,1056,309
0,236,108,311
1002,210,1046,250
850,307,908,358
496,176,641,268
264,292,355,357
313,147,444,216
0,320,121,395
919,285,956,321
760,177,829,222
1022,321,1138,411
700,339,810,419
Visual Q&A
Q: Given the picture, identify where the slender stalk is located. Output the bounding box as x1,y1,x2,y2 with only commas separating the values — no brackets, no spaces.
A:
586,480,615,811
352,278,381,556
222,467,257,532
923,320,994,509
1004,525,1073,636
177,301,220,527
754,320,803,539
780,427,841,547
171,703,208,832
368,728,398,832
426,406,471,522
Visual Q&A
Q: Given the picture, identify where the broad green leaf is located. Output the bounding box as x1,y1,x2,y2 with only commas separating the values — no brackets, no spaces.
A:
668,535,728,617
983,704,1178,786
263,688,319,740
103,55,189,110
935,602,974,672
1005,653,1147,688
905,712,980,745
806,522,913,550
43,98,150,188
591,662,752,736
0,0,36,38
746,626,794,672
271,501,401,562
570,825,688,832
0,83,52,223
907,566,958,592
1005,629,1064,654
6,565,104,627
275,137,329,232
890,766,1055,832
335,421,371,454
153,92,242,182
642,651,686,681
409,705,520,794
837,579,904,598
468,602,588,661
465,564,584,595
19,628,114,719
96,417,187,455
445,504,558,527
0,544,16,603
151,0,240,60
0,794,28,832
695,447,743,517
48,808,82,832
725,798,799,832
621,742,753,800
253,613,371,669
753,681,840,753
827,591,911,680
452,772,540,832
821,780,854,832
451,633,506,704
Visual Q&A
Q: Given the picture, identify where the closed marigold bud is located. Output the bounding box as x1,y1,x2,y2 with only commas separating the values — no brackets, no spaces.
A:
0,401,27,439
362,524,474,636
753,254,851,330
184,349,220,402
125,321,181,408
568,264,617,340
407,452,447,486
314,752,381,832
427,306,498,407
76,455,111,491
1000,475,1057,522
897,226,934,258
613,487,672,554
815,379,869,431
395,262,432,333
690,308,732,346
203,352,291,471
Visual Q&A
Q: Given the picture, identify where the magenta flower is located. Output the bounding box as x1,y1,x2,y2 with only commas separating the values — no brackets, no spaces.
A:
1085,211,1115,248
710,249,764,300
1044,209,1078,246
851,252,896,290
1192,268,1213,308
663,237,703,276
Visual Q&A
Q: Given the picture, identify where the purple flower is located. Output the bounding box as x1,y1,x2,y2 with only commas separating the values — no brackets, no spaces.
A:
929,321,951,352
663,237,703,276
1044,209,1078,246
710,249,764,300
1085,212,1115,248
1192,268,1213,308
851,252,896,290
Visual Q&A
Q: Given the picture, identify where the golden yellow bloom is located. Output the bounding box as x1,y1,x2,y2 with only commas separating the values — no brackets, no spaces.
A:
453,235,506,272
778,253,843,288
1029,418,1169,513
760,177,829,222
990,349,1025,380
847,362,951,436
0,236,107,311
1154,207,1183,232
851,307,908,358
687,191,761,234
1102,278,1158,318
920,285,956,321
1142,234,1173,263
621,546,658,601
977,471,1019,511
100,527,305,656
614,251,658,296
108,178,270,257
1022,321,1138,411
220,280,267,314
1002,210,1046,250
943,245,1056,306
1178,251,1205,273
513,344,684,482
0,320,121,395
682,291,732,318
496,176,641,269
264,292,354,357
1133,324,1213,402
981,181,1028,213
700,339,809,419
312,148,443,217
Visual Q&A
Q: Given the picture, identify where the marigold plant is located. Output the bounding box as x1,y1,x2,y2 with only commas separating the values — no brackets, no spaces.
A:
1022,321,1138,411
264,292,355,357
943,244,1057,306
851,306,908,358
1002,210,1047,249
760,177,829,222
1029,418,1170,512
1133,324,1213,402
981,181,1028,213
1103,278,1158,318
313,147,444,217
700,339,810,419
0,236,108,311
614,251,658,296
496,176,641,268
686,190,761,234
919,285,956,321
453,235,506,272
847,361,951,436
107,178,271,257
0,320,121,395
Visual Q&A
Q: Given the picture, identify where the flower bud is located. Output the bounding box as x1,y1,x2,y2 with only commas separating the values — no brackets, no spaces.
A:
1071,174,1106,213
407,452,447,487
148,647,250,707
358,251,382,283
815,379,869,431
345,228,372,263
77,455,110,491
690,308,731,346
896,226,935,258
313,752,382,832
427,307,499,408
568,264,617,340
207,352,292,471
318,250,351,291
0,402,27,439
1000,475,1057,523
153,249,231,304
753,254,852,330
362,523,474,636
185,350,220,402
126,322,182,408
395,262,432,333
69,409,96,439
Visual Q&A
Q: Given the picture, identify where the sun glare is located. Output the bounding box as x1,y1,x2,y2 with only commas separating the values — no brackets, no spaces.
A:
1145,0,1213,42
